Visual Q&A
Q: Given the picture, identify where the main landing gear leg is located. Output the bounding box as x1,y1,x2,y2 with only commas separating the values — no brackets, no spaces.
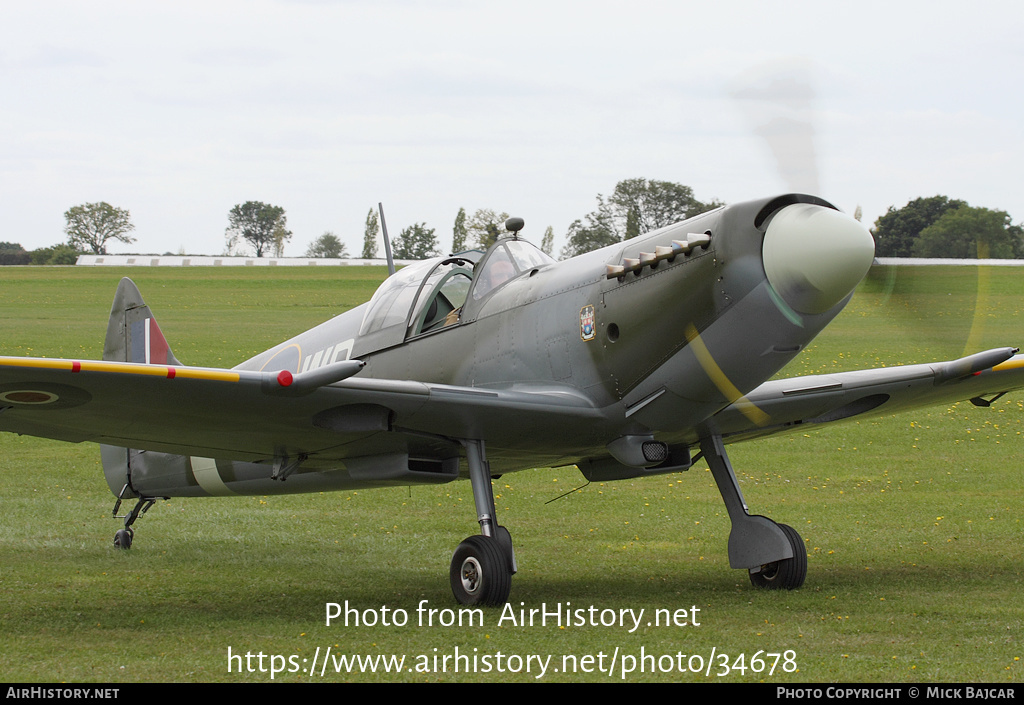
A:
449,440,516,606
699,435,806,589
111,485,159,550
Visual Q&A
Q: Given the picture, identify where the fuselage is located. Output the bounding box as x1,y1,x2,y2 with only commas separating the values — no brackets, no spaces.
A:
103,193,873,498
233,193,874,469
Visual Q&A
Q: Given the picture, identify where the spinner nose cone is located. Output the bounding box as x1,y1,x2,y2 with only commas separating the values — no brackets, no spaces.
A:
762,203,875,315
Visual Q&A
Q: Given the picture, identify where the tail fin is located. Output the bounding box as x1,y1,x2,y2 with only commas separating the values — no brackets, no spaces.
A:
103,278,182,365
101,278,181,499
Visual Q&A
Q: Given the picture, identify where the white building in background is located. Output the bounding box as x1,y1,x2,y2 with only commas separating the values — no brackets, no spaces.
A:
75,255,418,267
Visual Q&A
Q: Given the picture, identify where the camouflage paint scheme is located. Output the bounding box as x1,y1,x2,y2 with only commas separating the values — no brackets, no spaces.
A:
2,193,1021,603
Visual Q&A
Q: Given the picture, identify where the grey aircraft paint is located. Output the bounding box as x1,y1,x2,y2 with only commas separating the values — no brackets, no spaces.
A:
2,192,1022,604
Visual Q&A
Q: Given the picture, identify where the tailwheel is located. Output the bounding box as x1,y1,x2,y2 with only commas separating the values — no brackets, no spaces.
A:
113,528,133,550
450,535,512,606
111,490,160,552
748,523,806,590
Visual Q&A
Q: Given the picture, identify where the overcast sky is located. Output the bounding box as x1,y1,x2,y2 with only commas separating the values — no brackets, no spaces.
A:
3,0,1022,257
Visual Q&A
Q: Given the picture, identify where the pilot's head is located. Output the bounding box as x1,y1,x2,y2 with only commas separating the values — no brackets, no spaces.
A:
484,259,515,290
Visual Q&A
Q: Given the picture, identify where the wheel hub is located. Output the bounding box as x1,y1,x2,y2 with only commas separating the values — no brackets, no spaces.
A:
460,556,482,594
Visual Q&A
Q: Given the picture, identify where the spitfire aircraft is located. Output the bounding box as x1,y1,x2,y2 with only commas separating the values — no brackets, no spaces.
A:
1,193,1022,606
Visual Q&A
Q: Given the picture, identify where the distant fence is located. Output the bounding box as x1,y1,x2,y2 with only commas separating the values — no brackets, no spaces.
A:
873,258,1024,267
75,255,418,267
73,255,1024,268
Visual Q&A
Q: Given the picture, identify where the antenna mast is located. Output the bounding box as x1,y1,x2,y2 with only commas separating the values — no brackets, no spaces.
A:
378,202,396,275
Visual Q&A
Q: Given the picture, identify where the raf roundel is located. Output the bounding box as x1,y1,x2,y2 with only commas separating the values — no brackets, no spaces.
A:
0,389,59,405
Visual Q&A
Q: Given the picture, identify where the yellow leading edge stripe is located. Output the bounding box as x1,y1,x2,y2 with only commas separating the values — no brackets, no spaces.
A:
0,356,240,382
992,357,1024,372
684,325,771,427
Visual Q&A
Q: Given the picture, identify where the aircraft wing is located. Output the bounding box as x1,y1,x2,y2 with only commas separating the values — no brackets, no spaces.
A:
706,348,1024,443
0,356,604,467
4,348,1021,471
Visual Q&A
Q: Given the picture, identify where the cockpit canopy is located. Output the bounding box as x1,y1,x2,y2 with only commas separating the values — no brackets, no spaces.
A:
357,238,554,350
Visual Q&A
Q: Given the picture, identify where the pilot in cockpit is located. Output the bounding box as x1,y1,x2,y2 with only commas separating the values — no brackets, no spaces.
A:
478,258,516,293
443,255,517,326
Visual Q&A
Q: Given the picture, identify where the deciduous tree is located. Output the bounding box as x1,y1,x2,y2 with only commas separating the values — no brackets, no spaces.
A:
31,243,81,265
452,207,468,253
362,208,379,259
597,178,721,240
913,205,1023,259
305,231,348,258
0,242,30,265
871,195,967,258
540,226,555,256
466,209,510,249
63,202,136,254
560,214,617,259
393,223,439,260
561,179,721,257
225,201,290,258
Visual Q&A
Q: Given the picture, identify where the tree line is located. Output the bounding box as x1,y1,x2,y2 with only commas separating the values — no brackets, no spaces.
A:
871,196,1024,259
354,207,556,261
350,179,725,261
362,187,1024,261
1,202,137,264
4,188,1020,265
558,182,1024,261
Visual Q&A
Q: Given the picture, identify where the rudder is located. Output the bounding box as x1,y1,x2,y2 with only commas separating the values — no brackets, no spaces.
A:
103,277,181,365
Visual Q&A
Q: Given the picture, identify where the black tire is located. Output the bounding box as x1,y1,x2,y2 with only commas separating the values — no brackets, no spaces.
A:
450,535,512,606
749,523,806,590
113,528,133,550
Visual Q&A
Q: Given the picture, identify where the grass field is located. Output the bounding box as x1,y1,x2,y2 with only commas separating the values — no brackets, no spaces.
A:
0,264,1021,683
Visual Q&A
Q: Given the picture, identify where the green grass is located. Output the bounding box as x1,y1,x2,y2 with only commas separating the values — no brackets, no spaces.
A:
0,264,1021,683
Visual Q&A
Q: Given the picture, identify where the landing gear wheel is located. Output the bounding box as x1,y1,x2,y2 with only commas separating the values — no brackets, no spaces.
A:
749,523,806,590
113,528,133,550
450,535,512,606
